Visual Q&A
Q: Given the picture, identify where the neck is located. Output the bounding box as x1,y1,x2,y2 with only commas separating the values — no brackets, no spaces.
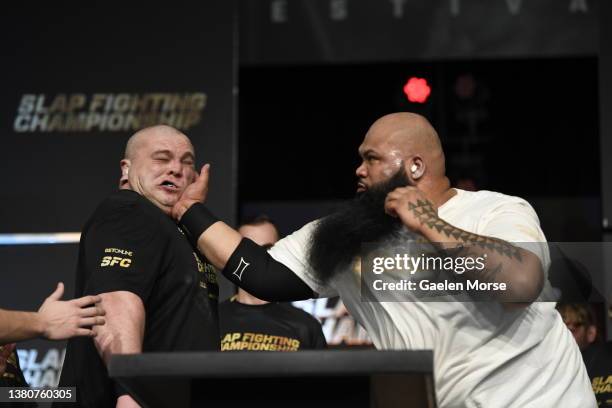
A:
420,177,456,209
236,289,268,306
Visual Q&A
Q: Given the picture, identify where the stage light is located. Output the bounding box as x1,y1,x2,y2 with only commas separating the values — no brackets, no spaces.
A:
403,77,431,103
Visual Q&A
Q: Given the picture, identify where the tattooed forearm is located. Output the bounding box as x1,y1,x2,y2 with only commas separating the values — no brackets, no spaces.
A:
479,262,504,283
408,199,522,262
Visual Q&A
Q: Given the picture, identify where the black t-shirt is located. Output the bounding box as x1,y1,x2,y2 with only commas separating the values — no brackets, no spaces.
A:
219,298,327,351
57,190,219,408
583,342,612,407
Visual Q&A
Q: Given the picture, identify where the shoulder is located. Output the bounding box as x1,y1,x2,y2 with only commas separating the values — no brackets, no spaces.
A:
456,189,534,211
84,190,167,244
450,189,540,223
442,188,547,243
268,220,319,261
278,220,319,244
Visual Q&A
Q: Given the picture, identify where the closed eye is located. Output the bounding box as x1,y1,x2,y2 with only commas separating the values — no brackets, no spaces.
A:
152,153,171,162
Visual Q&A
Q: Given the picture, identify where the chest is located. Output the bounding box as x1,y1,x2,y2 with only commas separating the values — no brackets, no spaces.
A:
157,224,219,302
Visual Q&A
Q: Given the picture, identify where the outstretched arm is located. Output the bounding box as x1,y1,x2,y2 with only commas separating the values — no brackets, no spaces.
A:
0,282,105,345
172,165,314,301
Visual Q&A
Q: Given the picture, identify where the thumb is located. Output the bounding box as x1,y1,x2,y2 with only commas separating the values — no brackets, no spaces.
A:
48,282,64,301
200,163,210,185
199,164,210,188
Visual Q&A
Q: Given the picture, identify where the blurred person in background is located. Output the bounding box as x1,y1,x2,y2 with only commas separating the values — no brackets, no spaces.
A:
558,302,612,406
557,303,598,351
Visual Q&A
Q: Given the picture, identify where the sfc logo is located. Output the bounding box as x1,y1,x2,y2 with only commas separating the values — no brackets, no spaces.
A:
100,248,133,268
100,256,132,268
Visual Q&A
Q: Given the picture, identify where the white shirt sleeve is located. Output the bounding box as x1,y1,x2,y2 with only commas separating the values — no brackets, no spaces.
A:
268,220,338,298
477,197,551,273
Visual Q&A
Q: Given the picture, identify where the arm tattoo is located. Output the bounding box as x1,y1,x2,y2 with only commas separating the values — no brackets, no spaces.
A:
408,199,522,262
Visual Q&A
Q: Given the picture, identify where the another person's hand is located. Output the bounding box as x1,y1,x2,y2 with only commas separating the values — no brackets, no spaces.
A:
384,186,437,233
0,343,15,376
37,283,105,340
172,164,210,221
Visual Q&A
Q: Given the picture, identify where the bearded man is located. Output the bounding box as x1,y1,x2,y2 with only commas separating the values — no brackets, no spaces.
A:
173,113,596,407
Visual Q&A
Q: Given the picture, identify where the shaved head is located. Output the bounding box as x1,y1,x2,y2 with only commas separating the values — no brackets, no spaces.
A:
355,112,451,198
124,125,192,160
367,112,445,177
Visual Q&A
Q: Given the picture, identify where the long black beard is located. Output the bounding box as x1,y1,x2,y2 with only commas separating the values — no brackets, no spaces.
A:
308,168,411,284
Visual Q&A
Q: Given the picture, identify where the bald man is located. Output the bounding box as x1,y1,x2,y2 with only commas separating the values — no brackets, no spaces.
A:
57,125,219,408
172,112,595,407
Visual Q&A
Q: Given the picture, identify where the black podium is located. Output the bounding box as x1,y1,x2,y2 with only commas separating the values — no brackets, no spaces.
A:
109,350,436,408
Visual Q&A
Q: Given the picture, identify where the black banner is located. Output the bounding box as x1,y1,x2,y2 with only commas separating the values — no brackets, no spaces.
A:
240,0,598,65
0,3,237,232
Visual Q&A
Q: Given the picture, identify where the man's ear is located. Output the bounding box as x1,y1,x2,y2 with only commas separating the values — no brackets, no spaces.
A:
120,159,130,177
408,157,425,180
119,160,131,188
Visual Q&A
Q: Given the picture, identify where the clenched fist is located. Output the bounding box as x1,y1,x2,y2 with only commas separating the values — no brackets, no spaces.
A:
384,186,437,233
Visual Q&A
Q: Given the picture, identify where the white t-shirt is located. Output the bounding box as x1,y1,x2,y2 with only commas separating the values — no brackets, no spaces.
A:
269,189,596,408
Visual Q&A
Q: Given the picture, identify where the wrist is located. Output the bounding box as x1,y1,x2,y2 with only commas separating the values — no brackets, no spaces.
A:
415,214,439,236
175,200,199,221
31,312,45,338
178,202,219,246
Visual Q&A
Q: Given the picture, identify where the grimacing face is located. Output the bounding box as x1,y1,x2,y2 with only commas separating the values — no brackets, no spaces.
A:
125,132,196,215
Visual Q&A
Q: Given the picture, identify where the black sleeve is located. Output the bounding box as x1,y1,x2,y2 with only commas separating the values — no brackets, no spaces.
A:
222,238,314,301
83,202,167,303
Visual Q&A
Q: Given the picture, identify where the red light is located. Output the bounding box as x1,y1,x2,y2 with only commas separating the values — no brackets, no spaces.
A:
403,77,431,103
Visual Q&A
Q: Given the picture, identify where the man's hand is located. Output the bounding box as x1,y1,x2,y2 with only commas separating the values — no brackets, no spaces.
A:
0,343,15,376
172,164,210,221
37,282,105,340
384,186,437,233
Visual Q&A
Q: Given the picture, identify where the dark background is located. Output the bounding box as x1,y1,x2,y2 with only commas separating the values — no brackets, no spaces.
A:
1,0,611,383
239,57,601,241
0,2,237,233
